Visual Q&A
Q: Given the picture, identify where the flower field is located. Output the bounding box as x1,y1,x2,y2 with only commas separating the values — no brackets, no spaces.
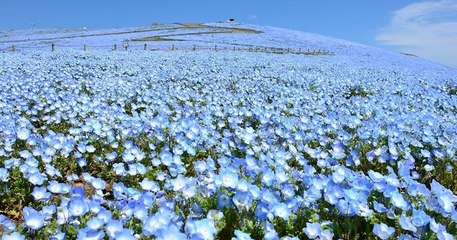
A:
0,49,457,239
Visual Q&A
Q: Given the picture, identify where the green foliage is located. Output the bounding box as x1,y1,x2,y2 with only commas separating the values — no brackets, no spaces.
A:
81,82,94,96
0,166,33,222
427,158,457,194
307,81,318,92
446,83,457,96
218,208,240,239
344,85,371,99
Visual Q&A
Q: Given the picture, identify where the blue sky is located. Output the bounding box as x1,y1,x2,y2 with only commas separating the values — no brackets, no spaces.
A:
1,0,456,67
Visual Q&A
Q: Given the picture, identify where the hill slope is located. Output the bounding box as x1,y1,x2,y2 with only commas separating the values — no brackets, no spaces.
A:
0,23,457,239
0,22,455,71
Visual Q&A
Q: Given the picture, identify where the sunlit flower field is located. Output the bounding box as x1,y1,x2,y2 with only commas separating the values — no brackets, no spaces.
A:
0,49,456,239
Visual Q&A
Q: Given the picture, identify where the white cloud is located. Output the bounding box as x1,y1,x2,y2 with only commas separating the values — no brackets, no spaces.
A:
248,15,258,20
376,0,457,67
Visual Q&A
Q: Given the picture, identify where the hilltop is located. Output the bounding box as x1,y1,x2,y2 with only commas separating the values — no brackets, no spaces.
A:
1,22,455,72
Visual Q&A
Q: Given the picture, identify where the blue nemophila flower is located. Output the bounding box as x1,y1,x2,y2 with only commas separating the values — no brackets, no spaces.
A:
373,201,388,213
96,209,112,224
275,170,289,184
77,158,87,167
244,183,259,199
399,213,417,232
264,230,280,240
233,230,253,240
437,231,454,240
160,150,173,166
113,163,127,176
386,207,397,220
182,184,197,199
303,222,322,239
272,202,291,220
263,221,279,240
332,166,346,183
430,180,457,213
412,209,431,227
105,152,117,162
89,200,102,215
253,202,268,221
236,180,249,192
3,158,21,169
105,220,123,238
113,229,137,240
142,214,170,236
76,228,104,240
86,217,104,230
171,175,187,191
19,150,32,159
396,234,415,240
90,178,106,190
437,193,457,213
373,223,395,240
155,224,187,240
0,214,17,232
324,185,344,205
45,164,62,178
337,199,356,216
366,151,376,162
140,178,160,192
217,193,232,209
56,200,70,225
219,170,239,189
133,204,149,221
358,202,374,217
1,232,25,240
420,149,431,158
28,172,46,185
368,170,384,182
319,229,334,240
207,210,224,225
194,160,208,173
233,190,253,211
406,181,430,197
261,189,278,206
71,186,85,198
23,206,45,230
281,184,296,199
429,218,444,234
191,202,204,218
68,198,89,217
331,141,346,160
41,205,56,220
0,169,10,183
17,128,31,141
185,218,217,240
50,232,65,240
262,169,276,187
86,145,96,153
390,191,409,210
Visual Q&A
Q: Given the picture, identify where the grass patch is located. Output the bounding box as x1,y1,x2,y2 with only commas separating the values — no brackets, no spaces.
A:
344,85,371,99
130,36,183,42
179,23,206,29
446,83,457,96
